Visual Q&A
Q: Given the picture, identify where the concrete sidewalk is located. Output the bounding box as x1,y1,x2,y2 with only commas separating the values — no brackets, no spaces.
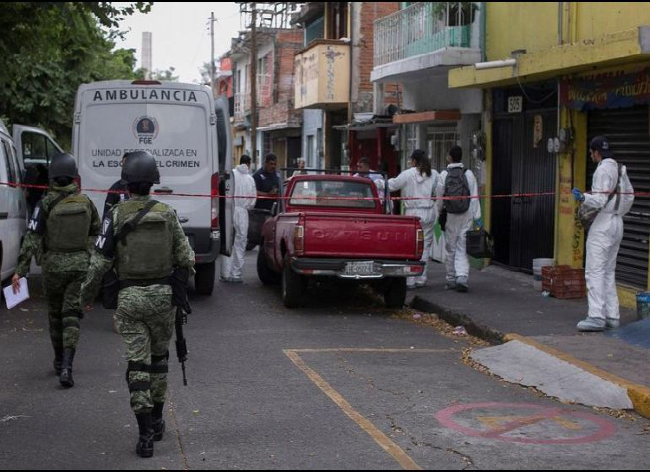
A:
409,261,650,418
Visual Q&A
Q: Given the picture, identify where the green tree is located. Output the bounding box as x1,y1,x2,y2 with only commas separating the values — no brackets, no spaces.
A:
151,67,180,81
0,2,153,149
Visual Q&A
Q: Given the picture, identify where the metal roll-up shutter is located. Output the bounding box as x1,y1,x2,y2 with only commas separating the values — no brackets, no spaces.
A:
588,106,650,288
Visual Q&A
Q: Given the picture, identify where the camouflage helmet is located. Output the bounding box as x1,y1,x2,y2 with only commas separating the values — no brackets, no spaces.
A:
121,151,160,184
49,153,77,180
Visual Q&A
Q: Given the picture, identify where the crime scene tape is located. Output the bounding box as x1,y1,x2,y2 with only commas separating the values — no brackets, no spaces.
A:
0,181,647,202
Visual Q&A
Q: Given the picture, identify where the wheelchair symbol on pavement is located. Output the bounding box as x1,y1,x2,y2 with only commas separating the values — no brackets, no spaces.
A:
436,402,617,445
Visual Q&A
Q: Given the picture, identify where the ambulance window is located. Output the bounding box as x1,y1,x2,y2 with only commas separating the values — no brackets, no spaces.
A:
2,140,17,184
46,138,59,158
21,132,47,160
9,144,21,183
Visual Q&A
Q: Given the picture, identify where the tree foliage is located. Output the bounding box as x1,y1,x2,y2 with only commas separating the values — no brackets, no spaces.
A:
0,2,153,149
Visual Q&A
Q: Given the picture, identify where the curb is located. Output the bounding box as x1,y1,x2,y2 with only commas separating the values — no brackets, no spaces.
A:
410,295,650,419
504,333,650,419
410,295,505,344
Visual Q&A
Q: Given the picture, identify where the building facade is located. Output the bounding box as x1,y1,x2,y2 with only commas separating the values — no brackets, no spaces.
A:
229,27,304,170
292,2,401,175
449,2,650,304
371,2,484,259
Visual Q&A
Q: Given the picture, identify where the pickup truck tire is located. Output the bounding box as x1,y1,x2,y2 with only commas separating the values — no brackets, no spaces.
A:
194,261,216,295
257,247,280,285
384,278,407,308
282,258,305,308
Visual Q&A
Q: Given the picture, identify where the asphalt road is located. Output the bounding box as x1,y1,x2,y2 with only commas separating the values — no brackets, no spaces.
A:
1,250,649,469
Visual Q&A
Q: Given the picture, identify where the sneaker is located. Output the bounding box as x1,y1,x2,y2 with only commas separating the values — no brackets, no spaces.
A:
445,281,456,290
605,318,620,329
230,277,243,284
577,317,606,332
219,276,231,283
456,276,468,293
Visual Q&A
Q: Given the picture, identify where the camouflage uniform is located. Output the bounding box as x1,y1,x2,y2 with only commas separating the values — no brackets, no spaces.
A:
81,195,194,414
16,183,100,355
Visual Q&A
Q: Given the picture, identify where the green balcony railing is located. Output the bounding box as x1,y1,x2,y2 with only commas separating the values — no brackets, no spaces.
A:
374,2,474,68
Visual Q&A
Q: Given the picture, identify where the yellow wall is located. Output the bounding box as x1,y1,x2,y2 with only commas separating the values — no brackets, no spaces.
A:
555,110,587,268
486,2,650,61
486,2,559,60
483,3,650,301
574,3,650,42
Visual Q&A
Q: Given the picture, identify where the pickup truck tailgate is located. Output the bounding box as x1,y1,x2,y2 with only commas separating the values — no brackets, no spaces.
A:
302,213,420,260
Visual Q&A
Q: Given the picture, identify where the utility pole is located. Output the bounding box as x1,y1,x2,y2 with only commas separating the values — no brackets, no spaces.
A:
250,2,258,165
210,12,216,97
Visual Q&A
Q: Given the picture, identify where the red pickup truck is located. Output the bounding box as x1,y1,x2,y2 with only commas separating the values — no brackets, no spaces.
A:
256,174,425,308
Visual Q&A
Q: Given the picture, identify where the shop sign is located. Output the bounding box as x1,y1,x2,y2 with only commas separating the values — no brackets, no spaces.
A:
561,68,650,110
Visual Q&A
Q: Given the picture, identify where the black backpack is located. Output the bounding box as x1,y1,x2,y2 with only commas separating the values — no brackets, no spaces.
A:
444,166,471,214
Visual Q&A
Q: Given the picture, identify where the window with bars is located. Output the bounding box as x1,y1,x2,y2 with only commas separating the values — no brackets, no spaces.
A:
427,125,460,172
405,124,418,162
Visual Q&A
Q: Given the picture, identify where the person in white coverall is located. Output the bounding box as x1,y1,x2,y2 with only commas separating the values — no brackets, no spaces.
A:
221,155,257,283
436,146,481,292
383,150,439,289
572,136,624,332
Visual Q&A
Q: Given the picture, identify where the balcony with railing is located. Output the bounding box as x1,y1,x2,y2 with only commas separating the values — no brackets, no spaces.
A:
294,39,350,110
233,76,273,124
371,2,482,83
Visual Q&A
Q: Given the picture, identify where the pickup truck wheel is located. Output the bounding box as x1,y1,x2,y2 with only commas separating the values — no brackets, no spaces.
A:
194,261,216,295
257,247,280,285
384,278,407,308
282,258,305,308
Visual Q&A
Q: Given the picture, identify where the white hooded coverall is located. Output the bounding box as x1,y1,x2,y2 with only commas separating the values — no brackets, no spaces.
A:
221,164,257,279
582,158,623,321
436,164,481,284
386,167,439,287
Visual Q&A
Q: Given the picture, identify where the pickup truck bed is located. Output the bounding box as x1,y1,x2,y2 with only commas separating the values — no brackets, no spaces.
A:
256,175,424,308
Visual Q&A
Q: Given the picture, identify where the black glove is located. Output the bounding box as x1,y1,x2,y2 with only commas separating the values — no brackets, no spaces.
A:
439,208,448,232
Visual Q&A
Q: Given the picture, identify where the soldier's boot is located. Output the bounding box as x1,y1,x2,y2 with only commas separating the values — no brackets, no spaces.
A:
53,348,63,376
152,402,166,441
59,348,75,388
135,413,154,458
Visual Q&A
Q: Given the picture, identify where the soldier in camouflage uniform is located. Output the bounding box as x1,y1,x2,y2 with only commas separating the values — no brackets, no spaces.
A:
12,153,100,388
80,151,194,459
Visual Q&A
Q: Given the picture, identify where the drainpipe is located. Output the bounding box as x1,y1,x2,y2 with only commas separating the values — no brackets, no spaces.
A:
558,2,563,45
348,2,354,127
347,2,354,168
481,2,486,62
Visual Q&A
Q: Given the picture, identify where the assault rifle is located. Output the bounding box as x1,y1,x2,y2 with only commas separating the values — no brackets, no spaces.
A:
172,268,191,386
175,304,190,386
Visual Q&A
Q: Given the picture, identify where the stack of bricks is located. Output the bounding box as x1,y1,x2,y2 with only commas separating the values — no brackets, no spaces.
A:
542,266,587,299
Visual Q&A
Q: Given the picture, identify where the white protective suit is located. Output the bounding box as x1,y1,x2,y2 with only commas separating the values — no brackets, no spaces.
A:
386,167,439,287
582,158,624,322
436,163,481,285
221,164,257,280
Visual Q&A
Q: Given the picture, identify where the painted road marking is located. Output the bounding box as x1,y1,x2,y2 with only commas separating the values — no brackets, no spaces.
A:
284,348,458,470
436,402,617,445
477,415,582,431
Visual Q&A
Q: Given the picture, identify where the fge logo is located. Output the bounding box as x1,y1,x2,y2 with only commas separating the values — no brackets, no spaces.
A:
133,116,159,144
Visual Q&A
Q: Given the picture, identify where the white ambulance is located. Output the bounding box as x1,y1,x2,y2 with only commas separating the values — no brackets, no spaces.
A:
72,80,233,295
1,119,64,282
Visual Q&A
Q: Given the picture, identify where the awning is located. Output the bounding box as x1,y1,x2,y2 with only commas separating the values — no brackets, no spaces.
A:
392,110,461,124
449,26,650,89
256,122,302,132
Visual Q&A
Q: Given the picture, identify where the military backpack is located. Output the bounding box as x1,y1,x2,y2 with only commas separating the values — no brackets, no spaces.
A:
46,194,93,252
115,202,174,280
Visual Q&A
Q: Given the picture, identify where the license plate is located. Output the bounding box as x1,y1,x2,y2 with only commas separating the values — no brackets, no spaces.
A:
344,261,377,276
